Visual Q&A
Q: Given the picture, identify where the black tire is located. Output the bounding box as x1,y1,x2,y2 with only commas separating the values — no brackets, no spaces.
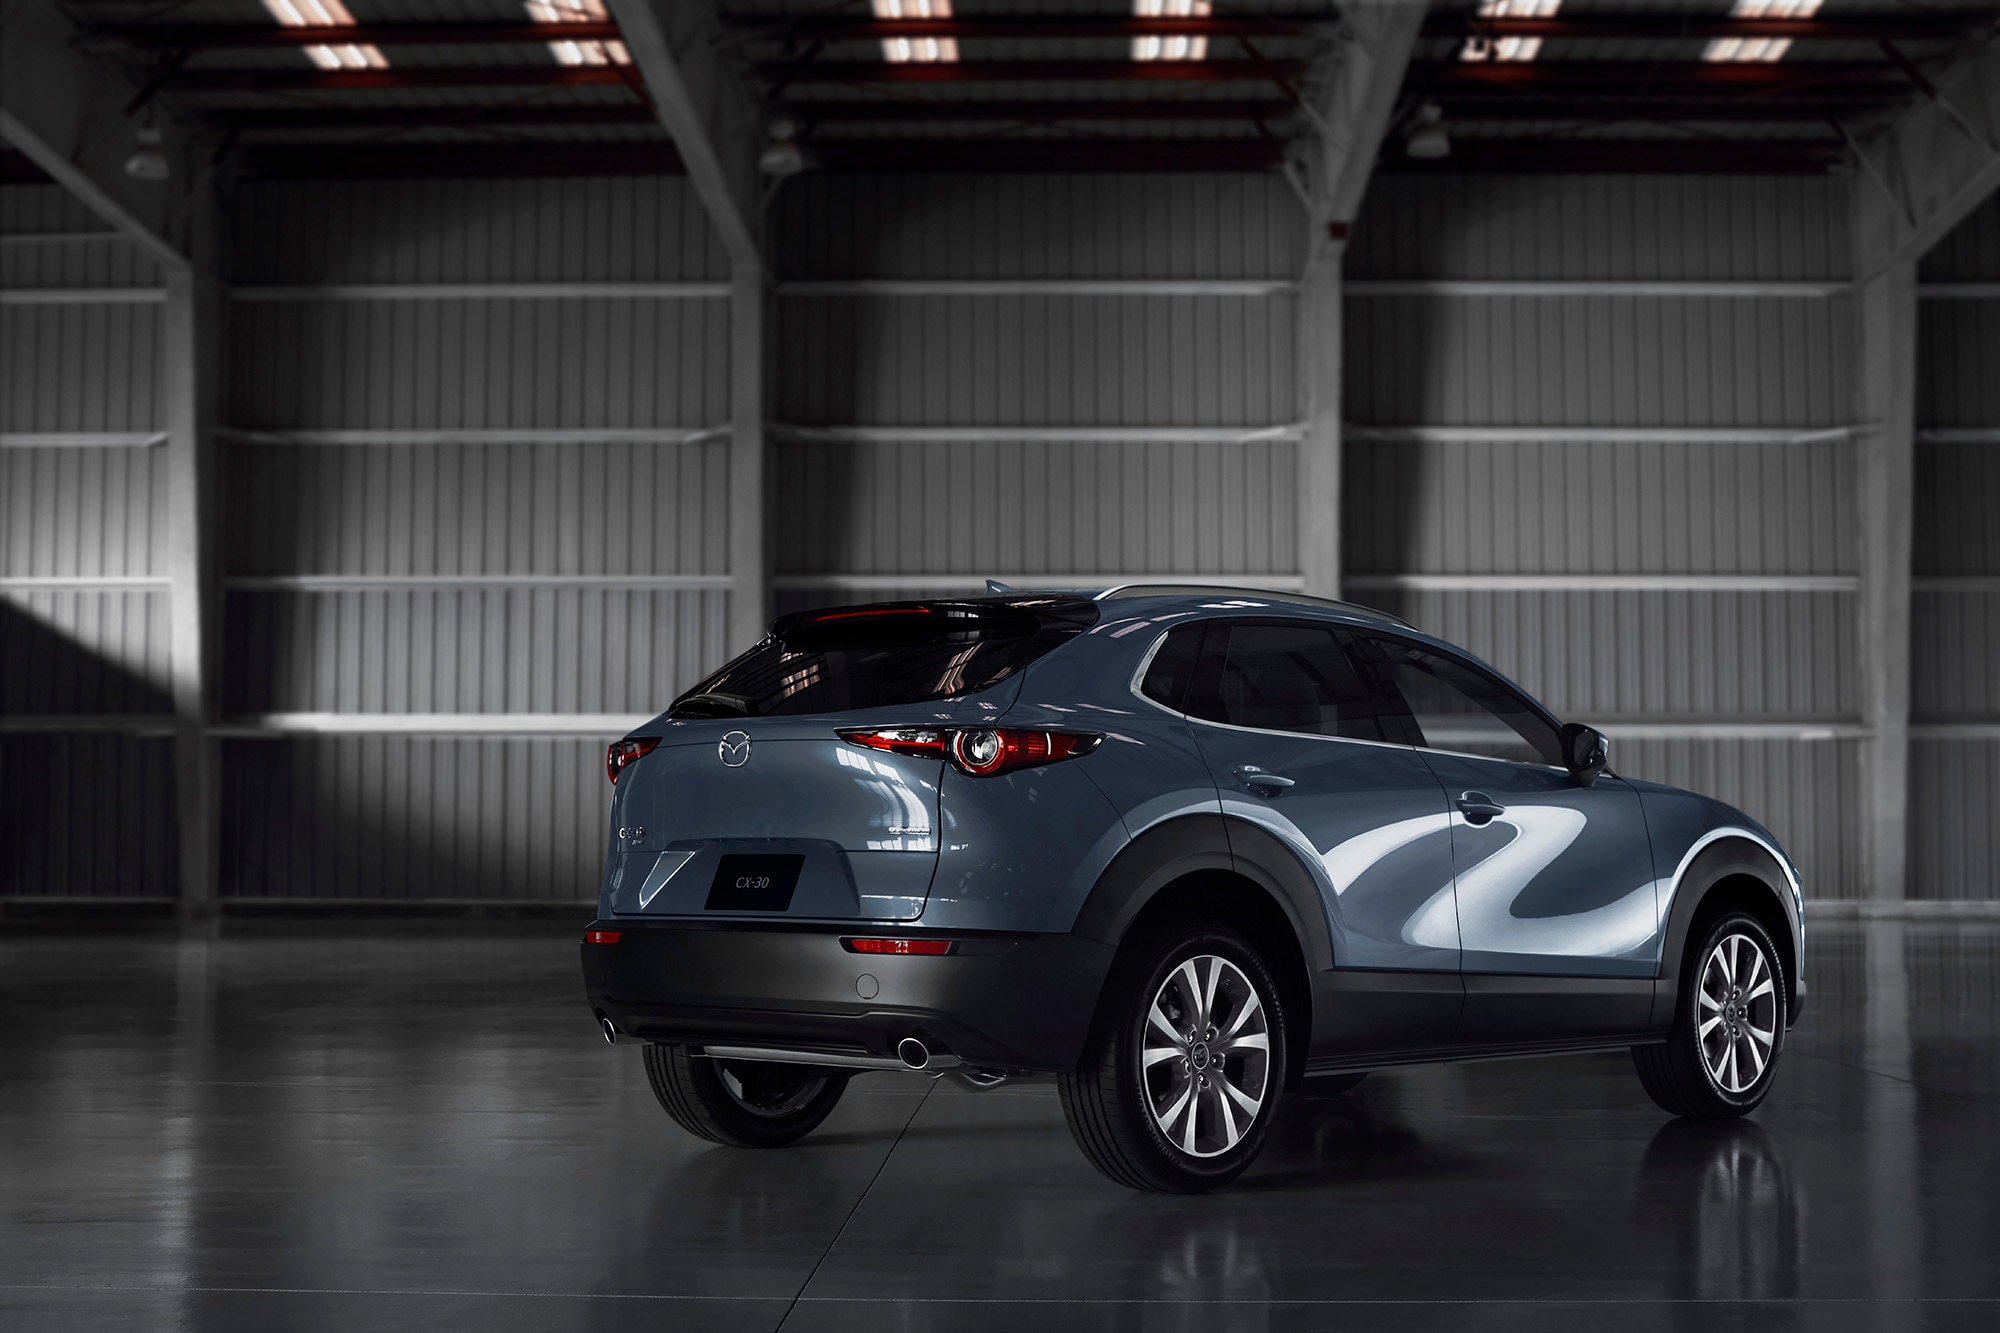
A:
642,1044,848,1148
1058,922,1288,1193
1634,911,1788,1120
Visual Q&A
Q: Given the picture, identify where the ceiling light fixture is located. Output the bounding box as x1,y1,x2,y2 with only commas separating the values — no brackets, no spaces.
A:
759,140,806,176
124,124,170,181
1406,103,1451,160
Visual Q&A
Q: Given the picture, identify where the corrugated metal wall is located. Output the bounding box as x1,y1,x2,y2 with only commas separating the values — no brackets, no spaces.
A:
0,187,173,905
771,174,1303,612
12,166,1985,907
1,183,176,897
1346,175,1864,899
221,177,731,901
1912,192,2000,900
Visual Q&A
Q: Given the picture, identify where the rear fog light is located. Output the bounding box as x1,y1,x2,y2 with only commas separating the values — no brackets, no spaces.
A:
846,938,952,956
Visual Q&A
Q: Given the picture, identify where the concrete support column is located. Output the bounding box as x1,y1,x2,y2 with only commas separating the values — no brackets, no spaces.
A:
1299,241,1345,601
1855,260,1918,901
729,260,768,652
164,265,223,918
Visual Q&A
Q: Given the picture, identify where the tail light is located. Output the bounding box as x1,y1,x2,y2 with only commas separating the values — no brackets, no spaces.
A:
585,929,622,945
839,726,1100,777
607,736,660,784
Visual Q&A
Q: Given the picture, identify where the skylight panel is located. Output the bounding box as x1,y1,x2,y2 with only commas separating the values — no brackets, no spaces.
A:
526,0,631,68
1461,0,1560,63
1133,1,1210,63
1705,0,1820,63
260,0,387,71
874,0,959,64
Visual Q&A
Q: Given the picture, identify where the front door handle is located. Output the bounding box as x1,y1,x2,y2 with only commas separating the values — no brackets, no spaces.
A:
1456,791,1506,826
1232,765,1296,796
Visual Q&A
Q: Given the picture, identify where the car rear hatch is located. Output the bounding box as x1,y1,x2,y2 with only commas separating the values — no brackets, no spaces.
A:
605,596,1097,922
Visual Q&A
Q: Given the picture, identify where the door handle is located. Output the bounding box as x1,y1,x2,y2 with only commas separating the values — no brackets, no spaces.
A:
1456,791,1506,826
1232,765,1296,796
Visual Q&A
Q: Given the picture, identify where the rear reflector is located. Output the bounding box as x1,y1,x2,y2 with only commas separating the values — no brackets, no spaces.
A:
607,736,660,784
585,929,622,945
847,938,952,956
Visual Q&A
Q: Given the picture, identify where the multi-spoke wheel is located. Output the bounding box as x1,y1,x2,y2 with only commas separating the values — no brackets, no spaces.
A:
643,1044,849,1148
1059,923,1287,1192
1634,911,1788,1120
1140,954,1272,1158
1696,931,1780,1094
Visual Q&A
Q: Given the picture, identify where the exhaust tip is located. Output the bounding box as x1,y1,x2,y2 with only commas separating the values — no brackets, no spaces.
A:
897,1036,930,1070
600,1016,619,1046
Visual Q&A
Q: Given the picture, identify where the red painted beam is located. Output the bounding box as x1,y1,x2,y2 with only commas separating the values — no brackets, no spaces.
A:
1383,140,1843,175
1422,16,1976,42
783,99,1294,123
727,17,1306,41
237,142,684,180
1434,95,1904,123
1415,61,1906,89
166,65,635,92
212,104,655,130
801,138,1287,173
100,22,621,48
754,59,1305,84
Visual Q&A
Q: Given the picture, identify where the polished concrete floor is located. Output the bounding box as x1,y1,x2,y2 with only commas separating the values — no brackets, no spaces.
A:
1,919,1995,1332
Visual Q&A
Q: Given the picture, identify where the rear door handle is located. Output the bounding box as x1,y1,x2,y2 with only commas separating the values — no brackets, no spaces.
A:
1456,791,1506,826
1232,765,1296,796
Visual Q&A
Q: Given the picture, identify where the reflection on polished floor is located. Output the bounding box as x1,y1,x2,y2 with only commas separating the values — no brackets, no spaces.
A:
1,920,1995,1332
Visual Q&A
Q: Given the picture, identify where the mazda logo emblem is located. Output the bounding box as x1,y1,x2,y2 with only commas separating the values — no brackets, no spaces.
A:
718,731,752,768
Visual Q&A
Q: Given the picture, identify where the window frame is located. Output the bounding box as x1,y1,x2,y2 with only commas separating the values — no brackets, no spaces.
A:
1159,616,1418,750
1344,628,1567,770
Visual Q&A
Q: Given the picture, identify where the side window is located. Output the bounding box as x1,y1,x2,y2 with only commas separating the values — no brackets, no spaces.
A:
1187,621,1394,742
1138,622,1207,712
1365,637,1561,766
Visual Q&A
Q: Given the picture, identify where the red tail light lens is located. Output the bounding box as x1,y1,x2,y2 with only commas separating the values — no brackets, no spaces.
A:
838,727,948,760
840,726,1099,777
585,929,622,945
846,938,952,956
607,736,660,784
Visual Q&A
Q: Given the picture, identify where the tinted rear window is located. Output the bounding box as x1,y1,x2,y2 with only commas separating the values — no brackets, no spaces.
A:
670,598,1099,719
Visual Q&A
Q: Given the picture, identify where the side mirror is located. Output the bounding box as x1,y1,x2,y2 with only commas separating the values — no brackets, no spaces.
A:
1559,722,1608,787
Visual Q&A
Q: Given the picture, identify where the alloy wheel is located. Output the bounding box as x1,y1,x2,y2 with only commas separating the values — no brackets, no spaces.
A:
1140,954,1271,1158
1697,932,1779,1094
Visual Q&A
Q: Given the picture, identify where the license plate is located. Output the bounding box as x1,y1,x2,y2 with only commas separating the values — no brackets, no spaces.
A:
704,854,804,912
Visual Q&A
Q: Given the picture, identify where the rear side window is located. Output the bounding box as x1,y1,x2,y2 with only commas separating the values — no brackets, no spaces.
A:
1186,621,1397,742
1361,635,1561,766
1138,622,1207,712
670,597,1098,718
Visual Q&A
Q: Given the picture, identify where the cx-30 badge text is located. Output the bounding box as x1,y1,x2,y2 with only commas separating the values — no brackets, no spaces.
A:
718,731,752,767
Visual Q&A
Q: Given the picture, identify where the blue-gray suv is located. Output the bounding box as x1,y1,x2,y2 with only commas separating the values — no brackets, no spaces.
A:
582,586,1804,1192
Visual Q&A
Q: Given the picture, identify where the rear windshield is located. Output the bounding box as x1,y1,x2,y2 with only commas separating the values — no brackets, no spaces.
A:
669,597,1099,719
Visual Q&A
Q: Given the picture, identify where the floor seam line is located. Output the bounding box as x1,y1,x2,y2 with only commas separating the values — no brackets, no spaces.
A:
1792,1048,1984,1103
773,1079,935,1333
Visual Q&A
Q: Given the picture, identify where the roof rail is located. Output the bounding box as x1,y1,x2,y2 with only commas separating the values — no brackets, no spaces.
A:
1093,583,1414,629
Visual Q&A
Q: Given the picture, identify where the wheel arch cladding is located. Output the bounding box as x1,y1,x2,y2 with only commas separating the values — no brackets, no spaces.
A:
1660,838,1802,1028
1070,814,1324,1091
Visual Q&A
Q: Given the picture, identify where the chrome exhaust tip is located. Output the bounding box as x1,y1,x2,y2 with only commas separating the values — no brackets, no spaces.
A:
897,1036,931,1070
600,1016,620,1046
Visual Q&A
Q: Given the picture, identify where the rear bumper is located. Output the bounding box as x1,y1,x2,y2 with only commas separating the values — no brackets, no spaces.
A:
581,920,1115,1073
